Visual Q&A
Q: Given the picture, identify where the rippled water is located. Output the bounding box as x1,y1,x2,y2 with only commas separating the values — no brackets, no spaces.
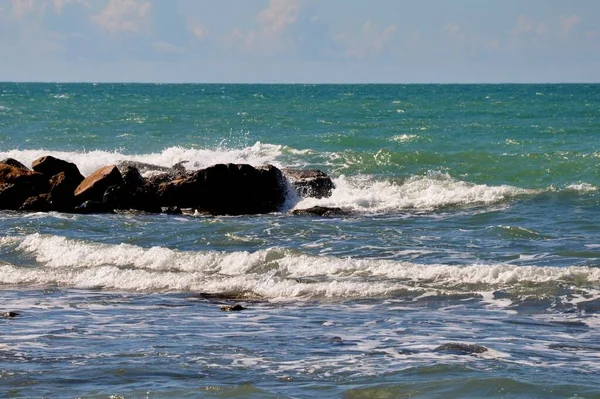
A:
1,83,600,397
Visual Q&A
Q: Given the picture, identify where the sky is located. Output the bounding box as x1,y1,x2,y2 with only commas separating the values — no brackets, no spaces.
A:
1,0,599,83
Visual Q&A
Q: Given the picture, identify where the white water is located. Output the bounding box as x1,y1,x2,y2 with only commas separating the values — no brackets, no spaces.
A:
2,234,599,299
296,173,538,212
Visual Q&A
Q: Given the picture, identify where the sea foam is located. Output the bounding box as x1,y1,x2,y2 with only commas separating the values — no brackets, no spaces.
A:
2,234,599,299
295,173,537,212
0,142,284,176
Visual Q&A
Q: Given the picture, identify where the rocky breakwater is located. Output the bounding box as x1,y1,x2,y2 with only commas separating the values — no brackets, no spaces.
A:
0,156,336,216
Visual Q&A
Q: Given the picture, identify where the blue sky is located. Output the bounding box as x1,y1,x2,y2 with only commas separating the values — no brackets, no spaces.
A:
1,0,599,83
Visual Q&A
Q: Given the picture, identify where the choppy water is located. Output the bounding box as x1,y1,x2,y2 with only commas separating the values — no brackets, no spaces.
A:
1,83,600,398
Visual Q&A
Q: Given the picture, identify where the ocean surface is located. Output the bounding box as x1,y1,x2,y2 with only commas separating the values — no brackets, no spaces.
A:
1,83,600,398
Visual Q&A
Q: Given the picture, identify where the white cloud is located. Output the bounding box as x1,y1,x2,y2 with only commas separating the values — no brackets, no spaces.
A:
53,0,88,15
92,0,152,34
223,0,301,55
153,41,184,54
256,0,300,35
559,14,581,36
337,20,397,60
189,21,208,41
11,0,36,17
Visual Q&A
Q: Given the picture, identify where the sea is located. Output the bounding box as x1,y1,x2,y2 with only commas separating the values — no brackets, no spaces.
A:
1,83,600,398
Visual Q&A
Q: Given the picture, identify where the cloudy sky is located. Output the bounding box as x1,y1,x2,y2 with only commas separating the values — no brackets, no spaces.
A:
1,0,599,83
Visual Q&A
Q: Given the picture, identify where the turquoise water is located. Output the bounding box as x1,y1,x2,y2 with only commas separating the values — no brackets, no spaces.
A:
1,83,600,398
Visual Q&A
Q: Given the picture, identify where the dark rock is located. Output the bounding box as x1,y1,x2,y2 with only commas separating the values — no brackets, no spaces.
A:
157,163,287,215
117,160,172,174
434,343,488,355
74,165,123,204
73,200,114,214
172,161,188,173
3,311,19,318
0,165,48,210
576,298,600,313
292,206,350,217
0,164,46,186
31,155,84,181
0,158,28,170
48,172,81,212
19,194,52,212
129,183,161,213
220,304,246,312
102,184,128,209
120,166,145,191
282,169,335,198
163,206,182,215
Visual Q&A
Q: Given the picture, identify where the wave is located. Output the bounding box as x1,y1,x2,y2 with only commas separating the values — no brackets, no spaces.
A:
295,173,537,212
1,234,599,300
0,142,285,176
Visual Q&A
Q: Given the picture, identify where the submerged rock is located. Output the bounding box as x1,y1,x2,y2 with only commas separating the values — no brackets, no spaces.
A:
220,304,246,312
434,343,488,355
282,169,335,199
292,206,350,217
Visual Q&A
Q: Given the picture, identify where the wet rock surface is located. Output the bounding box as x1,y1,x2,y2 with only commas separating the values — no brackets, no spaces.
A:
0,156,339,216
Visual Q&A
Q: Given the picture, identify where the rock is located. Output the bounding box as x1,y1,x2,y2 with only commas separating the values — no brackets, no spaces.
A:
576,298,600,313
220,304,246,312
434,343,488,355
157,163,287,215
282,169,335,198
163,206,182,215
2,311,19,318
73,200,114,214
292,206,350,217
120,166,145,191
117,160,172,174
31,155,84,181
74,165,123,204
0,158,28,170
19,194,52,212
0,164,46,186
0,165,48,210
48,172,81,212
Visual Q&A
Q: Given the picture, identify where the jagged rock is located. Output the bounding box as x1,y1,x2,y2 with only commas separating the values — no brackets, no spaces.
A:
47,172,81,212
31,155,84,181
282,169,335,199
434,343,488,355
20,194,52,212
120,166,145,191
0,165,48,210
117,160,172,174
292,206,350,217
73,200,114,214
0,164,46,186
0,158,28,170
157,163,287,215
74,165,123,204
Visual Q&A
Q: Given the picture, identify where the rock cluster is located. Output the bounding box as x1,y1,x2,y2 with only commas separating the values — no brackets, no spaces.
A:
0,156,336,216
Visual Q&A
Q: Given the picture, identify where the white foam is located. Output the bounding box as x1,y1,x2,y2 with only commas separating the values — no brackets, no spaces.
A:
4,234,600,299
295,173,536,212
0,142,284,176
